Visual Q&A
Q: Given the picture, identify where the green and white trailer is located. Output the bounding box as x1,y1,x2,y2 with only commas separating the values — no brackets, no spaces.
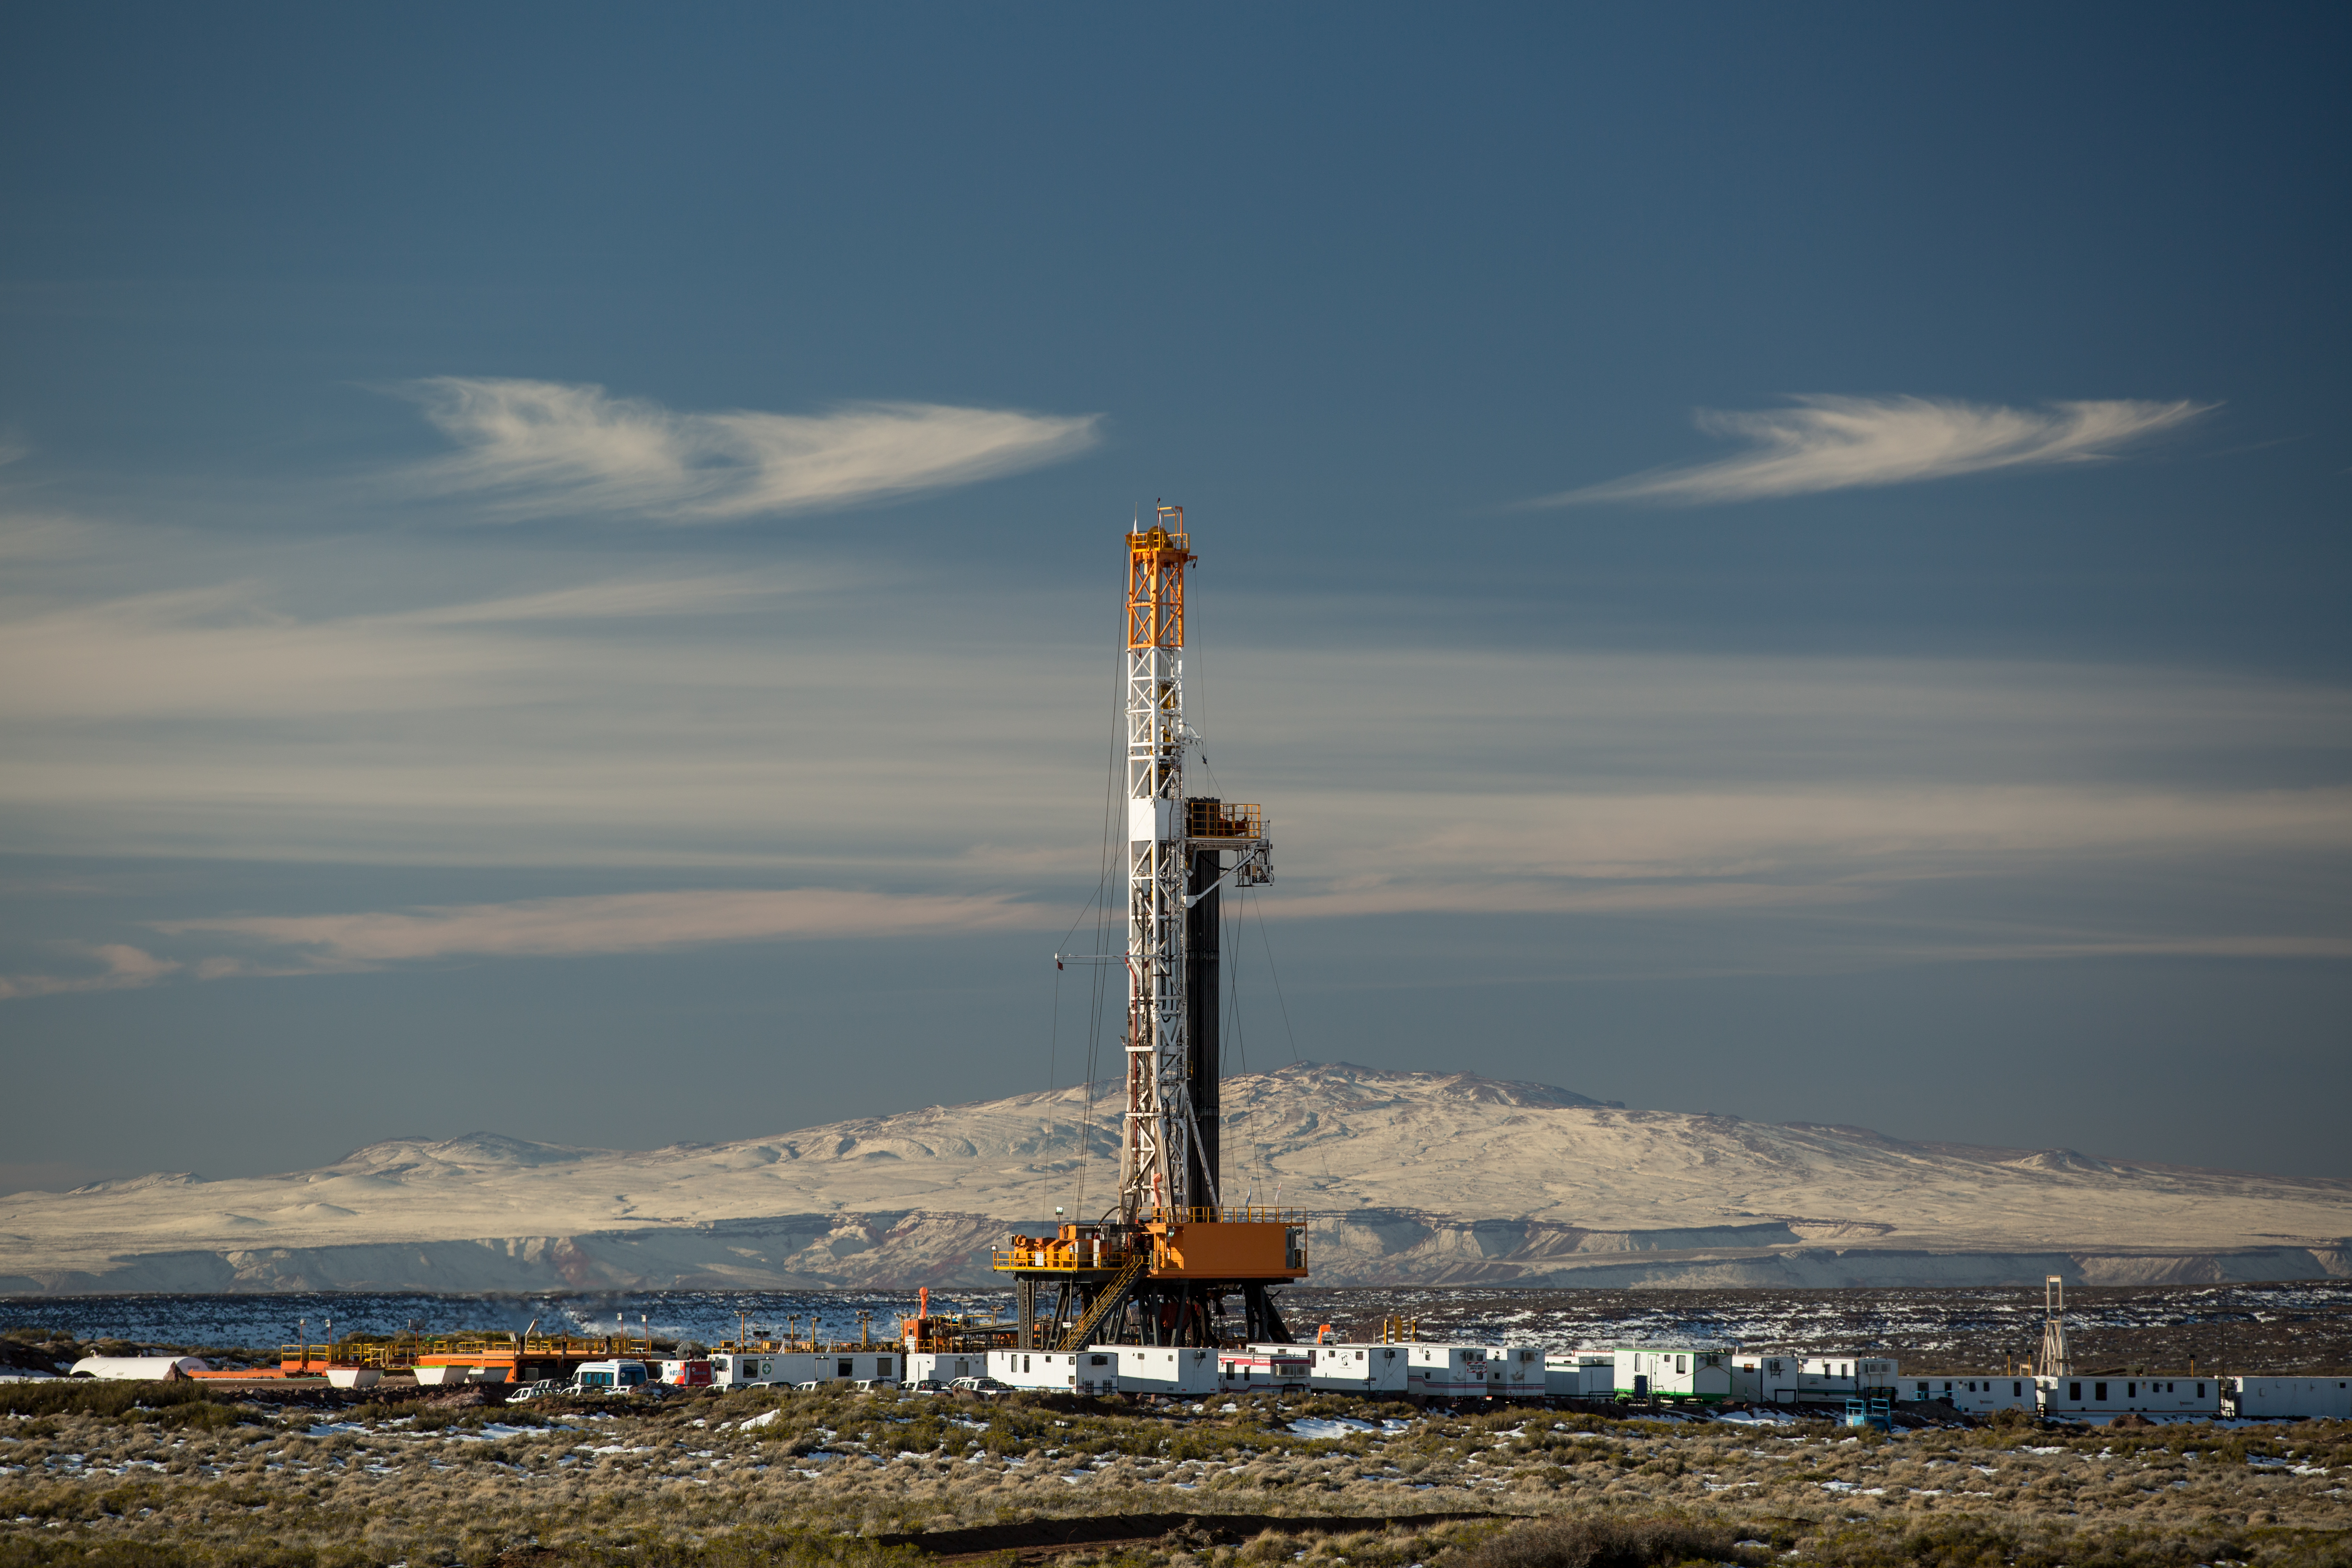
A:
1612,1346,1733,1405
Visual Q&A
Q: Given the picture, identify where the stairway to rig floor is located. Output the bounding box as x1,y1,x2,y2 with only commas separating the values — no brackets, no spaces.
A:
1056,1251,1150,1353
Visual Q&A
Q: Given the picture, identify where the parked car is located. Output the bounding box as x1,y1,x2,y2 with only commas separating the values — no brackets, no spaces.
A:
949,1376,1009,1394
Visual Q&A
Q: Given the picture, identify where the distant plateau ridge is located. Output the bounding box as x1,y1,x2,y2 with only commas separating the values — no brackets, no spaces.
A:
3,1063,2345,1294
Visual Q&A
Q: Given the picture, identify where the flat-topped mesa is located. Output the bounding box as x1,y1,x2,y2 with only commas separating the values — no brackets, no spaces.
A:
996,504,1300,1351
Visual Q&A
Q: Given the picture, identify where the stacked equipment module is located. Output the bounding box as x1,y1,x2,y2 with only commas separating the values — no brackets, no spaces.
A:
995,506,1307,1351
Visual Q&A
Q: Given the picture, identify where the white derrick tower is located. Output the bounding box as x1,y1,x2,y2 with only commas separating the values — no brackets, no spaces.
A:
1118,506,1268,1226
994,505,1299,1352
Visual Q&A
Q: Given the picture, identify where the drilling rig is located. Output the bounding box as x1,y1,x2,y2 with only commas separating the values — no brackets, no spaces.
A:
995,506,1307,1350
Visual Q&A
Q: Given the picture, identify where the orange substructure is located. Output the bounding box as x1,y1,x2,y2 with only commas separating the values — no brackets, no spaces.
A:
1148,1220,1306,1280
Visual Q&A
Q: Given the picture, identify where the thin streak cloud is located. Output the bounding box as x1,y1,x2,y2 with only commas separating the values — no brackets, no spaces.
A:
398,377,1101,521
0,944,178,1001
1538,394,2211,506
156,887,1054,968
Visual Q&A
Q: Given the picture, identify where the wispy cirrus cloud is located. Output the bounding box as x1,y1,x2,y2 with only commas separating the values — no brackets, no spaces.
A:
1537,394,2211,506
397,377,1099,521
156,887,1054,969
0,943,178,1000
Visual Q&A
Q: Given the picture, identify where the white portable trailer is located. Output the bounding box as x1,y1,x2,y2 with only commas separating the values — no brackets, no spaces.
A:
2229,1377,2352,1420
1729,1354,1802,1404
711,1350,904,1388
906,1351,988,1386
1307,1344,1409,1395
1612,1346,1733,1405
2038,1373,2220,1418
1796,1355,1899,1395
707,1351,767,1387
1109,1345,1219,1396
1903,1375,2036,1414
1402,1344,1490,1398
987,1348,1097,1392
1222,1346,1312,1391
1484,1346,1545,1400
1546,1351,1614,1398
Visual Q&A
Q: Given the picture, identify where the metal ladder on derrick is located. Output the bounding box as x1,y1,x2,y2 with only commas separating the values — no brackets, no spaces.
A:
1056,1251,1151,1353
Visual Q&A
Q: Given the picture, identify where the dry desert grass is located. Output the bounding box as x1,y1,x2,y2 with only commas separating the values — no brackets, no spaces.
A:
2,1382,2348,1567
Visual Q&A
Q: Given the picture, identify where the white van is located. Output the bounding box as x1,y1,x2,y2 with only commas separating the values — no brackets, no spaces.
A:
574,1360,651,1391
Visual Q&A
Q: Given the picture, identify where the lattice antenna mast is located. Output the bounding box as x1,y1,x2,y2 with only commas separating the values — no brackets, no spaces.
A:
2038,1274,2071,1377
1120,506,1196,1226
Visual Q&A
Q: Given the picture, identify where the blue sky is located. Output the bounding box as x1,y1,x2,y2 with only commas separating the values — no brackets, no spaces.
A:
4,4,2347,1190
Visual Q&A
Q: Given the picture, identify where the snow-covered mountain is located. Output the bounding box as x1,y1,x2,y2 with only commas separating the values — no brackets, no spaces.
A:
3,1063,2345,1293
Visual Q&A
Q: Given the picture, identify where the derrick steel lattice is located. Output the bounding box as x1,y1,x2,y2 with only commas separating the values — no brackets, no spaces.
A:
1120,509,1196,1224
1115,505,1269,1227
2038,1274,2071,1377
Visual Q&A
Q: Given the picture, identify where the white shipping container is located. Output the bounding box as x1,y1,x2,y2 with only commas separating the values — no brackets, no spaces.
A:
2230,1377,2352,1420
